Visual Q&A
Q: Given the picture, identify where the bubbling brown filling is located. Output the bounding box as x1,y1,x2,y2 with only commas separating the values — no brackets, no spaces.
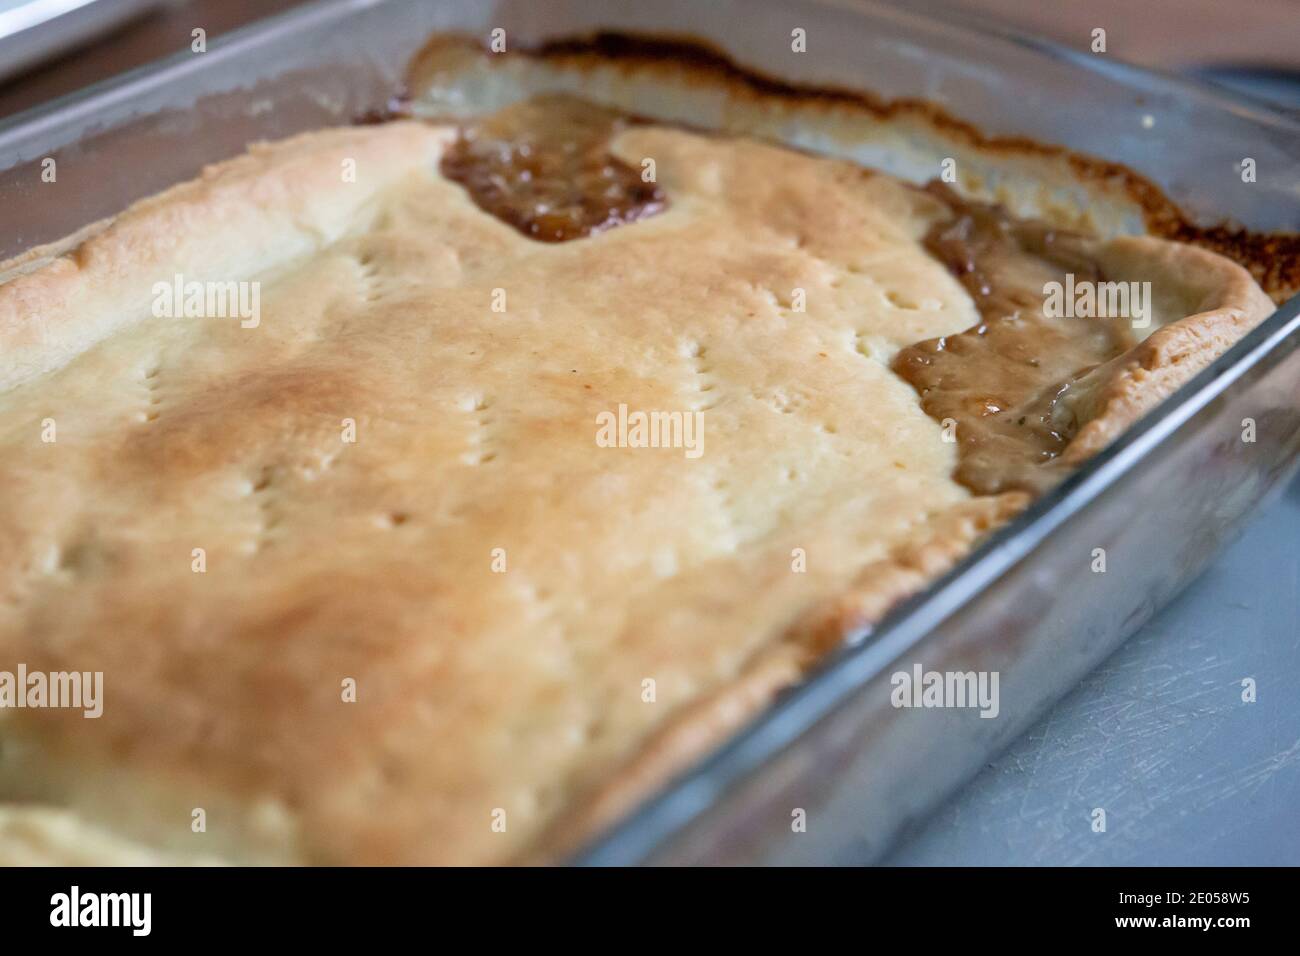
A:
893,184,1137,495
440,95,667,242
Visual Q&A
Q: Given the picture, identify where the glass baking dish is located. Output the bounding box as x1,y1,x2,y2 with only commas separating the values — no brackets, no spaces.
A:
1,0,1296,865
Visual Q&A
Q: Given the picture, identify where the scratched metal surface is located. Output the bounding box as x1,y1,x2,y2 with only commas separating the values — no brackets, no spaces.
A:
884,474,1300,866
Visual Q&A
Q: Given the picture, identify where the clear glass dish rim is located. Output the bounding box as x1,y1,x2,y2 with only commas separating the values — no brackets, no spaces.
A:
2,0,1298,153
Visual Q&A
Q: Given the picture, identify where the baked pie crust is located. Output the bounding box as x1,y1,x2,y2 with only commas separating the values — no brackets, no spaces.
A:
0,41,1276,865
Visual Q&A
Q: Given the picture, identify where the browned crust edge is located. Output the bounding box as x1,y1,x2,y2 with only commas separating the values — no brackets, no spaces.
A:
405,31,1298,304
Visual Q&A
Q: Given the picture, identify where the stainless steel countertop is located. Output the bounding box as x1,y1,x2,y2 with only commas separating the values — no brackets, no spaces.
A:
886,474,1300,865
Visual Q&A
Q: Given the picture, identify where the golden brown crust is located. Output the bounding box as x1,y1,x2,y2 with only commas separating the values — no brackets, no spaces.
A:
780,492,1034,651
0,122,450,393
0,117,1000,864
0,54,1277,865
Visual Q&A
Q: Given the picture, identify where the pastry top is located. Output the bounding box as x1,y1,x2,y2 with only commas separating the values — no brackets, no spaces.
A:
0,96,1272,864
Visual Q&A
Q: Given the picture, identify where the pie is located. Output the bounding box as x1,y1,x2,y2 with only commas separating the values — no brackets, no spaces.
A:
0,35,1279,865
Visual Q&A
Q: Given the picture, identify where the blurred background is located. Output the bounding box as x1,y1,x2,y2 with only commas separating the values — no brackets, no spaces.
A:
1,0,1298,119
